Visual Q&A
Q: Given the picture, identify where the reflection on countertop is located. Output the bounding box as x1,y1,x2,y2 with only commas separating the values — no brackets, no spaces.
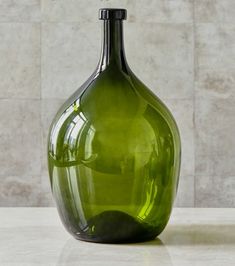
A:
56,238,172,266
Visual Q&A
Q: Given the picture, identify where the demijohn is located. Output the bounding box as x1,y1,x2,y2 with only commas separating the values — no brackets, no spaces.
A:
48,8,181,243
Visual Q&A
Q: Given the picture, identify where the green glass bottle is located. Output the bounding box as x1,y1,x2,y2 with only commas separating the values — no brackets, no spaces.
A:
48,8,181,243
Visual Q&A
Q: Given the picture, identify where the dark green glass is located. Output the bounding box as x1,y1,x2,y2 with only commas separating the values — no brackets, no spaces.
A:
48,8,181,243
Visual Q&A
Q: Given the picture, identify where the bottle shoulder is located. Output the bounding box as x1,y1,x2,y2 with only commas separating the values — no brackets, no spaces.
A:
127,70,180,132
48,65,181,155
48,67,181,169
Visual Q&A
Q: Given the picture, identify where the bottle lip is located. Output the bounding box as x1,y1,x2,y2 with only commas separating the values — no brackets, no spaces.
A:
99,8,127,20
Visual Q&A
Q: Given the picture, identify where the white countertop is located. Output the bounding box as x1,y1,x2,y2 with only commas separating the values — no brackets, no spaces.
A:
0,208,234,266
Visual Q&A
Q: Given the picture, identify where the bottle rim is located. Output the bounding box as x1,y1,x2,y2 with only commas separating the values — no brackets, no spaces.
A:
99,8,127,20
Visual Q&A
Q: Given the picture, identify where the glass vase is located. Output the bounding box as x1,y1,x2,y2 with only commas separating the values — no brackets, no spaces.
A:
48,8,181,243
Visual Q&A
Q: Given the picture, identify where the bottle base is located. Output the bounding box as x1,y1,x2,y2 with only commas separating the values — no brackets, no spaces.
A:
74,233,157,244
69,210,160,244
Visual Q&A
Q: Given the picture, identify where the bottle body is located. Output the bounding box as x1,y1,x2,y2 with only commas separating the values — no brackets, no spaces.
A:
48,9,181,243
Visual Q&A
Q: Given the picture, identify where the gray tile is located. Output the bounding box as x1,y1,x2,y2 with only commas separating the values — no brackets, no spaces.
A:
175,175,194,207
136,0,193,23
195,21,235,188
164,99,194,178
195,23,235,71
41,23,100,99
196,153,235,178
195,97,235,176
195,0,235,23
0,23,40,99
0,0,40,22
195,175,235,207
0,99,41,177
125,23,194,99
42,0,136,22
0,175,41,207
196,69,235,99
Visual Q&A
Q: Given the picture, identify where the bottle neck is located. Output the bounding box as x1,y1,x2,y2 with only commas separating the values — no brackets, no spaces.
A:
98,20,128,71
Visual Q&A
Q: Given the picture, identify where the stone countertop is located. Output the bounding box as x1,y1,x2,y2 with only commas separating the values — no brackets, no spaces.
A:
0,208,234,266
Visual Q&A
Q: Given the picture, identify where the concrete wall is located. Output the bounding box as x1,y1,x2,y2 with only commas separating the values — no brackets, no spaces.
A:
0,0,234,207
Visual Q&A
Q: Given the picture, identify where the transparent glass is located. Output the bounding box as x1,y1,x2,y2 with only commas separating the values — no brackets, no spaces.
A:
48,9,181,243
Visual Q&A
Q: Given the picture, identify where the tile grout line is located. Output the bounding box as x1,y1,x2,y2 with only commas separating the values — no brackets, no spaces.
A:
39,0,43,206
192,0,196,207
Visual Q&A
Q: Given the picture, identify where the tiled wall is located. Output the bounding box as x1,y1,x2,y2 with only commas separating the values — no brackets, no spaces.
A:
0,0,234,207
